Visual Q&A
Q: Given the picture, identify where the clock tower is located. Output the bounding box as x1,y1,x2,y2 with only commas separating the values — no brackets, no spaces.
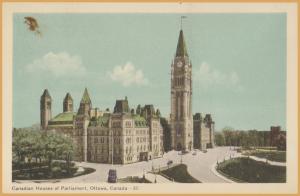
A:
170,29,193,151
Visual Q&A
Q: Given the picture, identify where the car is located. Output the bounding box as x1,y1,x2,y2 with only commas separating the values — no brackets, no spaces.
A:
107,169,117,183
181,150,189,155
192,151,197,155
202,149,207,153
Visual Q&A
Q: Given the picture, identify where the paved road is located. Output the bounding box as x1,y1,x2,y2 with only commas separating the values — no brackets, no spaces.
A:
183,147,237,183
60,146,236,183
14,147,236,183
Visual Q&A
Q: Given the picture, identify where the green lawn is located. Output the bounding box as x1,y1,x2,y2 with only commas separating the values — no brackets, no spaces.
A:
160,164,200,183
118,176,151,183
217,157,286,183
243,150,286,162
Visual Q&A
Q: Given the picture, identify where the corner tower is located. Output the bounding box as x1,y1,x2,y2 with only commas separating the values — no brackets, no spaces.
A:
74,88,92,162
40,89,52,129
170,29,193,151
63,93,73,112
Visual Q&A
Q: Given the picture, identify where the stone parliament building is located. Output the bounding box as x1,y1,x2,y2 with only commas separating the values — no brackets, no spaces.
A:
40,29,215,164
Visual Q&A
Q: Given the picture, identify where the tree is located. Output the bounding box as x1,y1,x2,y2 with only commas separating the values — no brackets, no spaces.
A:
222,127,235,146
12,128,74,174
12,129,40,165
248,130,259,147
214,132,225,146
43,131,74,173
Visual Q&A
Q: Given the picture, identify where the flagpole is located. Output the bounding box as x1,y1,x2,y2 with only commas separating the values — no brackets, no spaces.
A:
180,16,187,30
180,16,182,30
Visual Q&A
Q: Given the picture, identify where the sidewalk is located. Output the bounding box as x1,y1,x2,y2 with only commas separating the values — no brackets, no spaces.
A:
145,173,173,183
241,155,286,166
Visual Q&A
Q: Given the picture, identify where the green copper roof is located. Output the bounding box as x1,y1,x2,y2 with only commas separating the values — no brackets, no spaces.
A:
80,88,91,104
176,30,188,57
89,114,110,127
49,112,76,123
133,115,148,127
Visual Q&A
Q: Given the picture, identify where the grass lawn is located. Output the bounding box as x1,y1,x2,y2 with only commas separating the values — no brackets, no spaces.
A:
217,157,286,183
12,161,95,180
160,164,200,183
118,176,151,183
243,150,286,162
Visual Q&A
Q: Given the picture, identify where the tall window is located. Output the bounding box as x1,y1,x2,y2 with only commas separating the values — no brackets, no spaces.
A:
176,124,181,136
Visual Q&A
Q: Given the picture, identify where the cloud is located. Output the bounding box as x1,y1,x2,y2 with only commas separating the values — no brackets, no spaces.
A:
107,62,149,87
194,62,243,91
26,52,86,77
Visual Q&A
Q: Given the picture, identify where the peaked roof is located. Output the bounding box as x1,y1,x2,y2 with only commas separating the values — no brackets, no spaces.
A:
80,88,91,104
89,114,110,127
176,30,188,57
64,92,73,101
41,89,51,98
113,97,130,113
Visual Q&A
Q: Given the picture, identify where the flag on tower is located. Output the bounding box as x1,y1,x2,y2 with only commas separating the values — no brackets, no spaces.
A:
180,16,187,29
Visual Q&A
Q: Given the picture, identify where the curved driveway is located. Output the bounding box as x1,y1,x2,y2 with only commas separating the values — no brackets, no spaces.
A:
15,147,236,183
60,146,236,183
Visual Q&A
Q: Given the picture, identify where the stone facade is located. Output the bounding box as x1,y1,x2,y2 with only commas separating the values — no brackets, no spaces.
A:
170,29,193,151
193,113,215,150
41,89,163,164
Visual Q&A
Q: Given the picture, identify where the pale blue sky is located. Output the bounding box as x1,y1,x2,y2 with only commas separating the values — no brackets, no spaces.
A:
13,13,286,131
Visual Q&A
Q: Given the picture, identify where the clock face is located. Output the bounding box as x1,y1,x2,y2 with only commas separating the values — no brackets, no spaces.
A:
177,61,183,68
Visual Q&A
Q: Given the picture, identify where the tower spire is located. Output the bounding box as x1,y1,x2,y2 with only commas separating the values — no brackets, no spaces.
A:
81,87,91,104
176,29,188,57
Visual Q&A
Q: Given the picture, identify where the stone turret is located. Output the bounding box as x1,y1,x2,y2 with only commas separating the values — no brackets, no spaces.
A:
77,88,92,116
75,88,92,162
63,93,73,112
143,105,156,119
40,89,52,129
113,96,130,113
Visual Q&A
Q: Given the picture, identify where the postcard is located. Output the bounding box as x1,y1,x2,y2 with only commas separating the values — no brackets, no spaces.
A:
2,2,298,194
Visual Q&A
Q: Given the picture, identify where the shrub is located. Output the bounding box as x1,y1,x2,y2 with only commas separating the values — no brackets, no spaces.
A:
51,166,62,178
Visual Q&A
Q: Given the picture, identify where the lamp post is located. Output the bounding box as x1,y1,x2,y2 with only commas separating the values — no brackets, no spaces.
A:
180,153,183,164
111,130,114,166
152,159,154,172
